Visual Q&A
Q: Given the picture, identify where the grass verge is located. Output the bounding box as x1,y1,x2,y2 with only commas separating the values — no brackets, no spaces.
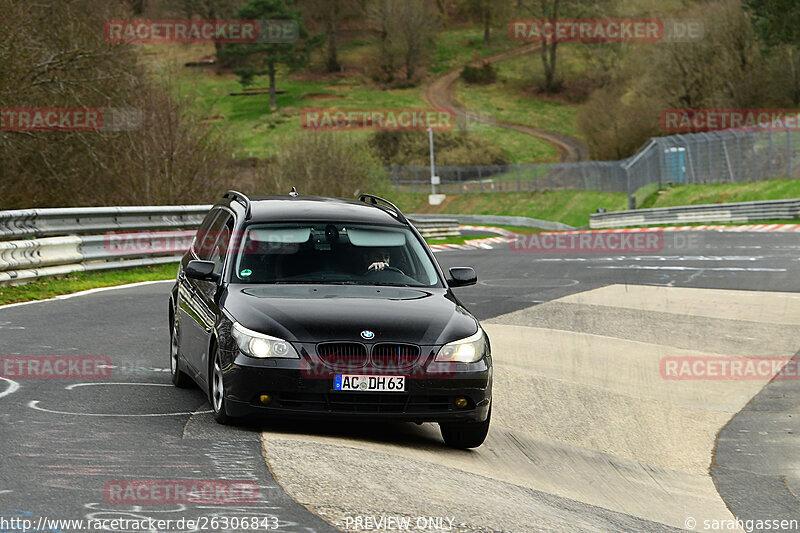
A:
645,179,800,209
0,263,178,306
393,190,628,227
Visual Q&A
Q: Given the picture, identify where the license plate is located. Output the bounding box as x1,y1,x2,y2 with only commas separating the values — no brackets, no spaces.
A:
334,374,405,392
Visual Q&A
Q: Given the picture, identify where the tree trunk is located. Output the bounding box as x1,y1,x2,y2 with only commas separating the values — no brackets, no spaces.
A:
540,0,560,93
326,26,340,72
379,21,393,81
547,41,558,92
129,0,146,15
435,0,449,24
268,63,277,110
325,1,341,72
483,3,491,47
791,46,800,106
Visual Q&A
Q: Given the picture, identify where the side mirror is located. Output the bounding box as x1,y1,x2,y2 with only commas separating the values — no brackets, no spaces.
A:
185,260,220,283
447,267,477,288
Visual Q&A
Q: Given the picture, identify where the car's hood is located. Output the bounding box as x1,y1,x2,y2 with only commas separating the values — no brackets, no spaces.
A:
222,284,478,345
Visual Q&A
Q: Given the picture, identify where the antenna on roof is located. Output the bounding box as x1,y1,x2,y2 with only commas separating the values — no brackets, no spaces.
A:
289,187,299,197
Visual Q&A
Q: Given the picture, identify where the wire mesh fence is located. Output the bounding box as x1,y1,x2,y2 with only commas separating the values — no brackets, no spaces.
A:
388,127,800,198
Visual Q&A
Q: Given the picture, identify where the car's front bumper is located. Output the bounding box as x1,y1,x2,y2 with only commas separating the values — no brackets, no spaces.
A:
222,352,492,423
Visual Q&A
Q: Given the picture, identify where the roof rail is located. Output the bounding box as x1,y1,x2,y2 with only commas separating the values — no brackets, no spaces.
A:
358,194,408,224
223,190,251,220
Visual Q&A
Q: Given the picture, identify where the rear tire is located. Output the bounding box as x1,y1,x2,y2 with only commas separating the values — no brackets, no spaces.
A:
170,315,192,388
440,406,491,449
210,346,238,425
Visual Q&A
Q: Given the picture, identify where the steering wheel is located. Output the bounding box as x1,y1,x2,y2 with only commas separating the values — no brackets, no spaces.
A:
363,265,406,276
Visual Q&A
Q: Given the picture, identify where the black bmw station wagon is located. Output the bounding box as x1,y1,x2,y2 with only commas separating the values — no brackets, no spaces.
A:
169,191,492,448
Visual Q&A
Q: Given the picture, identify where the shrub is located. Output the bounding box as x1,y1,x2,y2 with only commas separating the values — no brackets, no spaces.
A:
460,63,497,85
369,131,510,167
256,132,390,198
0,0,234,208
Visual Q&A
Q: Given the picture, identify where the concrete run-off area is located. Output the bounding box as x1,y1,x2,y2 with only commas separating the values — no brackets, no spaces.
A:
258,285,800,532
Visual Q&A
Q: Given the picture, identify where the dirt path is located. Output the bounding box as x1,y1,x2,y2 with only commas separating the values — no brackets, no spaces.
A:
423,43,590,162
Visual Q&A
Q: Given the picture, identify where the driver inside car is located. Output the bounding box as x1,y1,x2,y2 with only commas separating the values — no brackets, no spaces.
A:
363,247,391,272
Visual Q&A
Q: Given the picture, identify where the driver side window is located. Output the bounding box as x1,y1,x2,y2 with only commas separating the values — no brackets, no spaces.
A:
209,216,233,275
193,209,221,260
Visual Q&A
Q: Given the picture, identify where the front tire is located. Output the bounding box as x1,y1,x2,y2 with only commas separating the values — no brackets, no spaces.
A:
210,347,237,425
439,406,491,449
170,315,192,388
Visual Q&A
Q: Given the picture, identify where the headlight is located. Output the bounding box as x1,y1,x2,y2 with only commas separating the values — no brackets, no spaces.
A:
231,322,299,359
435,328,486,363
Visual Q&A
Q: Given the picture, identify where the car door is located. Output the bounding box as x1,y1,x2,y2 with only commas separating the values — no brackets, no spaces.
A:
191,213,234,387
190,211,233,384
179,208,225,378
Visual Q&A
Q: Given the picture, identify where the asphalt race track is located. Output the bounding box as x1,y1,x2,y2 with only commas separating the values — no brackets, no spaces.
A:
2,230,800,532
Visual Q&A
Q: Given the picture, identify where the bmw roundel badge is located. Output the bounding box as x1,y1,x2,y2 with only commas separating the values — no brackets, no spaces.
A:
360,330,375,340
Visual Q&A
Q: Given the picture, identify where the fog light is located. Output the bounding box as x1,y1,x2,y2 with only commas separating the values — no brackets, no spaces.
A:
259,394,272,405
455,397,468,409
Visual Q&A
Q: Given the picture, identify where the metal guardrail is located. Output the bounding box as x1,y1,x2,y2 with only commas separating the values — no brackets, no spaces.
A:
410,213,573,231
589,198,800,229
0,206,211,284
0,205,212,240
0,207,464,284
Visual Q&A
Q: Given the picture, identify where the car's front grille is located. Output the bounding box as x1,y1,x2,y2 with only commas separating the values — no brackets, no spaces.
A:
371,343,420,370
317,342,368,371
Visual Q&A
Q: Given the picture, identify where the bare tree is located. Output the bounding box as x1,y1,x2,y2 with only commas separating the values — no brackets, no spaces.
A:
0,0,234,208
367,0,399,81
367,0,438,82
460,0,512,46
300,0,364,72
262,132,388,198
516,0,609,93
578,0,769,157
393,0,438,81
638,0,763,110
181,0,247,55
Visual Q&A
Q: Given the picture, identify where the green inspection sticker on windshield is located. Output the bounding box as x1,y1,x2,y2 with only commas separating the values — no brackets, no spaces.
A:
240,269,252,277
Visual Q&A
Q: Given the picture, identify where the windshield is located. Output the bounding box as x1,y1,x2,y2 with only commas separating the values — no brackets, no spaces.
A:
231,223,440,287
